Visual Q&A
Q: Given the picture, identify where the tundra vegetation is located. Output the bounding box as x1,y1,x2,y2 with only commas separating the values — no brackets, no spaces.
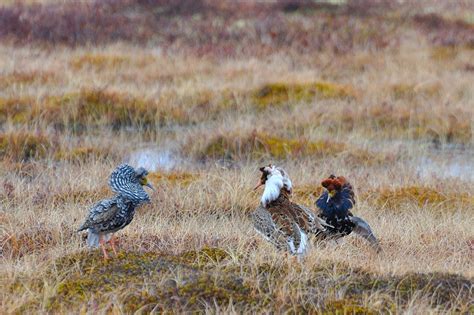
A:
0,0,473,313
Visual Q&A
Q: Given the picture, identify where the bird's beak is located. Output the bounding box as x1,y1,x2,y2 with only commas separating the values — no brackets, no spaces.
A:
253,180,264,191
326,190,336,202
145,182,155,190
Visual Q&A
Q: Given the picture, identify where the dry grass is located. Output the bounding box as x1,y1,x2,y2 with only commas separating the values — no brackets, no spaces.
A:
1,1,473,314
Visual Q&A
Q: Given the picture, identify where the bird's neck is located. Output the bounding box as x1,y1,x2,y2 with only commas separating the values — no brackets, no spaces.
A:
265,188,292,208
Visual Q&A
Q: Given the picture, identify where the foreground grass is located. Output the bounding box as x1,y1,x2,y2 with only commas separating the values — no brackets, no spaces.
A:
5,247,473,313
2,161,473,313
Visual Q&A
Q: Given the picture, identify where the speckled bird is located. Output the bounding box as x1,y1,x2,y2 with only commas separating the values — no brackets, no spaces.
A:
77,164,154,259
252,165,327,258
315,175,381,251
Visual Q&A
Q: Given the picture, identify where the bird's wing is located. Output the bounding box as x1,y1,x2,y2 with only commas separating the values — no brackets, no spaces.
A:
340,185,355,210
252,205,292,250
78,198,120,231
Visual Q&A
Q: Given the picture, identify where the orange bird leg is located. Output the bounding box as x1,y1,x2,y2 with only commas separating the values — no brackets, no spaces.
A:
109,235,118,256
99,235,109,260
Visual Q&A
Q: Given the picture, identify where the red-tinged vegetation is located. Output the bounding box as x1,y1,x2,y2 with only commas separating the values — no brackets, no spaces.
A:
413,13,474,47
0,0,402,55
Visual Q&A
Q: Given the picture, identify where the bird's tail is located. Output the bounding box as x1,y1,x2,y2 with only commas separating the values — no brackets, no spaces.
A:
86,229,100,248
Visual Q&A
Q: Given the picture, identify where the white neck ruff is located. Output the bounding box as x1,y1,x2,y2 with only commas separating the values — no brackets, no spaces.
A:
261,172,283,207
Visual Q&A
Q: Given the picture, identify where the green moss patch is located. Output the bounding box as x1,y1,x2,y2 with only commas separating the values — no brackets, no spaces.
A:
45,247,253,312
324,299,376,315
252,81,358,109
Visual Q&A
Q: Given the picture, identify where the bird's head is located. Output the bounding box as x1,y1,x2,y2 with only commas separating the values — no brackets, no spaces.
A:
321,174,346,202
135,167,154,190
109,164,154,204
254,164,292,192
255,164,292,207
254,164,271,190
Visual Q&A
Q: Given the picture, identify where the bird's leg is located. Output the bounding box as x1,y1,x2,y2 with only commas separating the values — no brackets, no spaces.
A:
99,235,109,260
110,235,118,256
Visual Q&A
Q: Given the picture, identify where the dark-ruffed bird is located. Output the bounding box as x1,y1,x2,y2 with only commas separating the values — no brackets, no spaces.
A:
315,175,381,251
252,165,326,258
77,164,154,259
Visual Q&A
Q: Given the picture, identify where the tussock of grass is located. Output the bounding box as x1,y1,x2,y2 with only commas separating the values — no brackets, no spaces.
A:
0,90,219,130
192,132,347,161
46,90,158,130
0,97,34,124
390,82,441,100
0,132,52,161
0,70,57,88
70,53,156,70
190,132,391,164
70,53,130,70
252,81,357,108
367,186,474,209
54,146,114,163
430,46,460,61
